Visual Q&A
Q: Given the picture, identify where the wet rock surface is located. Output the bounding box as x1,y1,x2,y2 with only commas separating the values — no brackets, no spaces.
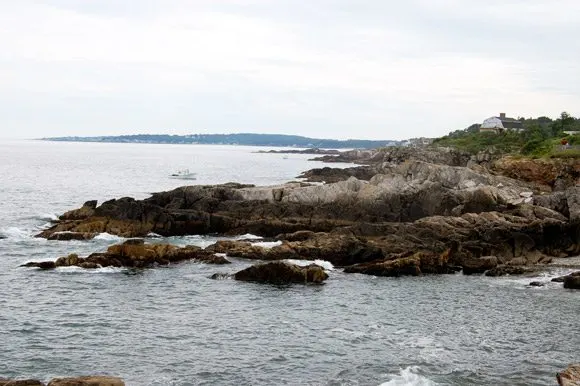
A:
233,261,328,284
558,364,580,386
0,376,124,386
22,239,230,270
32,147,580,282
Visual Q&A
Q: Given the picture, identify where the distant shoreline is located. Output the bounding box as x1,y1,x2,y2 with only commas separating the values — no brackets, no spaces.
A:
39,133,401,149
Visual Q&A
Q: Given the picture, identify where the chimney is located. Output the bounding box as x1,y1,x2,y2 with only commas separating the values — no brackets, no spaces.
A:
499,113,506,119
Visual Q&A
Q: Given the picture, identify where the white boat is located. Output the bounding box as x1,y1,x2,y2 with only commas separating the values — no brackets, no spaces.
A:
169,169,197,180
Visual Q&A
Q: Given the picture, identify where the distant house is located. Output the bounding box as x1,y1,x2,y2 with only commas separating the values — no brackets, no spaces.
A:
479,113,523,133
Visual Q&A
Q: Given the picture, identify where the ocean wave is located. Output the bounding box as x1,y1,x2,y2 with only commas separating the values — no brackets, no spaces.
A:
93,233,125,242
285,259,334,271
0,227,31,241
379,366,437,386
234,233,263,240
251,240,282,248
56,266,126,274
37,212,59,222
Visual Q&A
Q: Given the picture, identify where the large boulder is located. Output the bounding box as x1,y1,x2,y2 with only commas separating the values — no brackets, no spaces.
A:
461,256,498,275
563,271,580,289
47,376,124,386
342,250,453,277
343,256,422,277
557,364,580,386
233,261,328,284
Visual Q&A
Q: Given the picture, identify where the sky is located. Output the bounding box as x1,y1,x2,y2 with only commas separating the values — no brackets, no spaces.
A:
0,0,579,140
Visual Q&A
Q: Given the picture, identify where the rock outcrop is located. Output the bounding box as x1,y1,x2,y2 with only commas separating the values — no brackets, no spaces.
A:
233,261,328,284
492,156,580,191
297,166,376,183
310,146,471,167
558,364,580,386
33,147,580,279
21,239,230,270
37,160,559,240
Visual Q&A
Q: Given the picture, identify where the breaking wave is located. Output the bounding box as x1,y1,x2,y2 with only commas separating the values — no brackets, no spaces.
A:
379,366,437,386
0,227,30,241
285,259,334,271
93,233,125,242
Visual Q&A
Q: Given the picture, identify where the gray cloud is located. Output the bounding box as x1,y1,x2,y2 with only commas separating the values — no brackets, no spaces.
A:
0,0,579,139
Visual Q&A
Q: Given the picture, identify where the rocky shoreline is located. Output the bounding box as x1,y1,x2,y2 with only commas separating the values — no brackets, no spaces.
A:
24,146,580,287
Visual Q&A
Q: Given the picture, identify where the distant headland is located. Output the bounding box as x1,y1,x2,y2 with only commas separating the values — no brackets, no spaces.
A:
40,133,401,149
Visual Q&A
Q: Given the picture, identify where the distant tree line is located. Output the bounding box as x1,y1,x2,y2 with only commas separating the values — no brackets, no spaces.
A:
43,133,399,149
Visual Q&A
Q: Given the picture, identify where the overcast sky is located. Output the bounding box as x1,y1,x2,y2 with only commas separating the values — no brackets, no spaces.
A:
1,0,579,140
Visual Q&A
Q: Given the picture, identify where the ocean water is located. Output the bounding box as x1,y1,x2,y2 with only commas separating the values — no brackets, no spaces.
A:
0,140,578,386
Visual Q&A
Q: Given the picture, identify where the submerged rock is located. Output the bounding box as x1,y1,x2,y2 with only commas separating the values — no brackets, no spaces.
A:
0,379,44,386
47,376,124,386
484,265,528,277
557,364,580,386
0,376,124,386
233,261,328,284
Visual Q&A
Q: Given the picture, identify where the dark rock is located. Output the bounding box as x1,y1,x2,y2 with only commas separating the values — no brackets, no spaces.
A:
528,281,545,287
344,256,421,277
297,166,376,183
20,261,56,270
485,265,527,277
47,232,96,241
563,274,580,289
461,256,498,275
210,273,231,280
233,261,328,284
276,230,317,242
21,241,230,270
83,200,98,209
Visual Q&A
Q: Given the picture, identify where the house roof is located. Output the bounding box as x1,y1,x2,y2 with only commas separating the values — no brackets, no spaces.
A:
481,116,523,130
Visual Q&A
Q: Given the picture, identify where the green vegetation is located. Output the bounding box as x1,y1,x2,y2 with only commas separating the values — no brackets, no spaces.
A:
432,112,580,158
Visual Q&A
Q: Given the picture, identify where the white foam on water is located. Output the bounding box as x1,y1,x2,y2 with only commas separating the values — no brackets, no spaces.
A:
93,233,125,242
234,233,262,240
56,266,125,274
285,259,334,271
487,267,578,289
0,227,31,241
38,212,59,222
146,232,163,238
379,366,438,386
251,240,282,248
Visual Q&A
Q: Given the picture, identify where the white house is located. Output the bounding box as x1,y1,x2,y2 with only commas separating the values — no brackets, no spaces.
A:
479,113,523,133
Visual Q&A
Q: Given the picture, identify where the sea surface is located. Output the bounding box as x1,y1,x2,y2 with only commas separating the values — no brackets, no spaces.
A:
0,140,578,386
